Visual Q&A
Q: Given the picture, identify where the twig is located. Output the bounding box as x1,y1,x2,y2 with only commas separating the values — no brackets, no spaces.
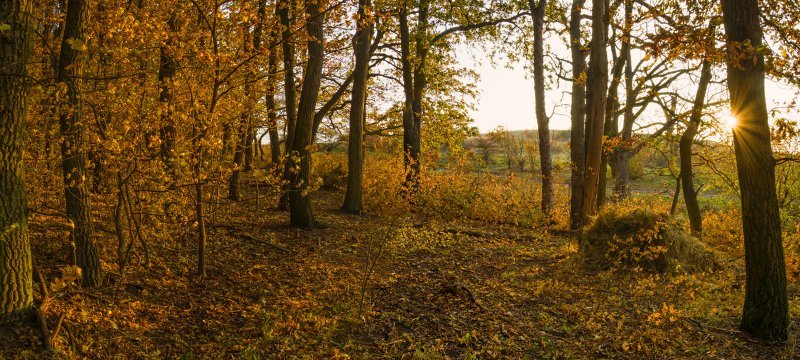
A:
34,270,52,350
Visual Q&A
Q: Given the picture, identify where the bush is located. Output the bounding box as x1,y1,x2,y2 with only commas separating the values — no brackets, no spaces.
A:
580,205,719,274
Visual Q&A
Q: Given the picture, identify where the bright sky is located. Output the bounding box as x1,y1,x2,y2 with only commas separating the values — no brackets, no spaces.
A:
459,46,799,134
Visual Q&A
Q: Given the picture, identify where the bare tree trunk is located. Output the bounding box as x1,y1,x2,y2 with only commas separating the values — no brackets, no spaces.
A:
57,0,102,287
581,0,608,221
568,0,586,230
158,14,178,182
278,0,297,210
530,0,553,215
680,58,712,236
0,0,34,316
342,0,373,214
721,0,788,341
289,0,325,228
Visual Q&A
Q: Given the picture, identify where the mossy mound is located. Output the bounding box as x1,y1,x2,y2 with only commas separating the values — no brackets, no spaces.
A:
579,206,719,274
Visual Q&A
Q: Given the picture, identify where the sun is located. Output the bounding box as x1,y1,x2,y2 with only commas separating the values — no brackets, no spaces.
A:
721,111,739,130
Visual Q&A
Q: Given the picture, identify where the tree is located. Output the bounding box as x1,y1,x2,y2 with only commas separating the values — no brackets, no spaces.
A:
720,0,788,342
57,0,103,287
342,0,374,215
288,0,326,228
0,0,34,316
529,0,553,215
568,0,586,230
680,55,713,237
580,0,608,221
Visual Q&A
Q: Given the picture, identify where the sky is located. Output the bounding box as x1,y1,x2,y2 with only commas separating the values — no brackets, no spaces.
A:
459,46,800,134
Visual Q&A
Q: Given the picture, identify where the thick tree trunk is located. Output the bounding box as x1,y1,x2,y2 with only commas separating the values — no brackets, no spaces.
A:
568,0,586,230
289,0,325,228
278,0,297,210
57,0,102,287
721,0,788,341
342,0,373,214
581,0,608,221
0,0,34,317
530,0,553,215
680,58,712,236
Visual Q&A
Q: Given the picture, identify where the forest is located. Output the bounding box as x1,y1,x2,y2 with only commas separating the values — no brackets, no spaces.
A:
1,0,800,358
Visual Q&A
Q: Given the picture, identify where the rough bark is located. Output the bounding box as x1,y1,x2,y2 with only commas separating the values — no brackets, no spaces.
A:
568,0,586,230
57,0,102,287
0,0,34,317
530,0,553,215
289,0,324,228
721,0,788,341
581,0,609,221
680,58,712,236
342,0,373,215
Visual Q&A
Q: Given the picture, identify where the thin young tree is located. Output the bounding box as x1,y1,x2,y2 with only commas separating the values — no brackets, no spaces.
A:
720,0,788,341
529,0,553,216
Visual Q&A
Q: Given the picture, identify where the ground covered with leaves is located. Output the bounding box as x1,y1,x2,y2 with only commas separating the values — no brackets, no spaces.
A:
2,185,799,359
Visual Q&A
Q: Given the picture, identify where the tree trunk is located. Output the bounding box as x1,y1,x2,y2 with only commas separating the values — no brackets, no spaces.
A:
266,49,281,167
721,0,788,341
342,0,373,215
399,0,425,193
680,58,713,236
530,0,553,216
57,0,102,287
0,0,34,317
158,14,178,182
278,0,297,210
581,0,608,221
568,0,586,230
289,0,325,229
614,49,635,198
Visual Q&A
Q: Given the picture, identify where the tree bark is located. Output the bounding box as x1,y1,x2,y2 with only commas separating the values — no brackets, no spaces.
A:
342,0,373,214
721,0,788,341
399,2,419,193
680,58,712,236
57,0,102,287
278,0,297,210
0,0,34,317
530,0,553,216
568,0,586,230
289,0,325,228
158,14,178,182
581,0,608,221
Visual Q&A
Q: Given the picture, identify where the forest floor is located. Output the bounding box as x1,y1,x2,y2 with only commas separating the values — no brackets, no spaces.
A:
2,186,799,359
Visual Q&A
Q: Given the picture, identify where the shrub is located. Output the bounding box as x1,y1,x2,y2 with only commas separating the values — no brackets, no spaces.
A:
580,205,719,274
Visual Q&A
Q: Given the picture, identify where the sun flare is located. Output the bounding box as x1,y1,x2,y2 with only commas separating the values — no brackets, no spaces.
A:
721,111,739,129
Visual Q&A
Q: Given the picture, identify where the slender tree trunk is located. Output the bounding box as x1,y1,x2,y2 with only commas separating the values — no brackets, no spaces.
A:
278,0,297,210
289,0,325,228
680,58,712,236
0,0,34,317
614,49,635,198
581,0,608,221
530,0,553,215
266,50,281,167
721,0,788,341
57,0,102,287
568,0,586,230
342,0,373,214
399,2,418,193
158,14,178,182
